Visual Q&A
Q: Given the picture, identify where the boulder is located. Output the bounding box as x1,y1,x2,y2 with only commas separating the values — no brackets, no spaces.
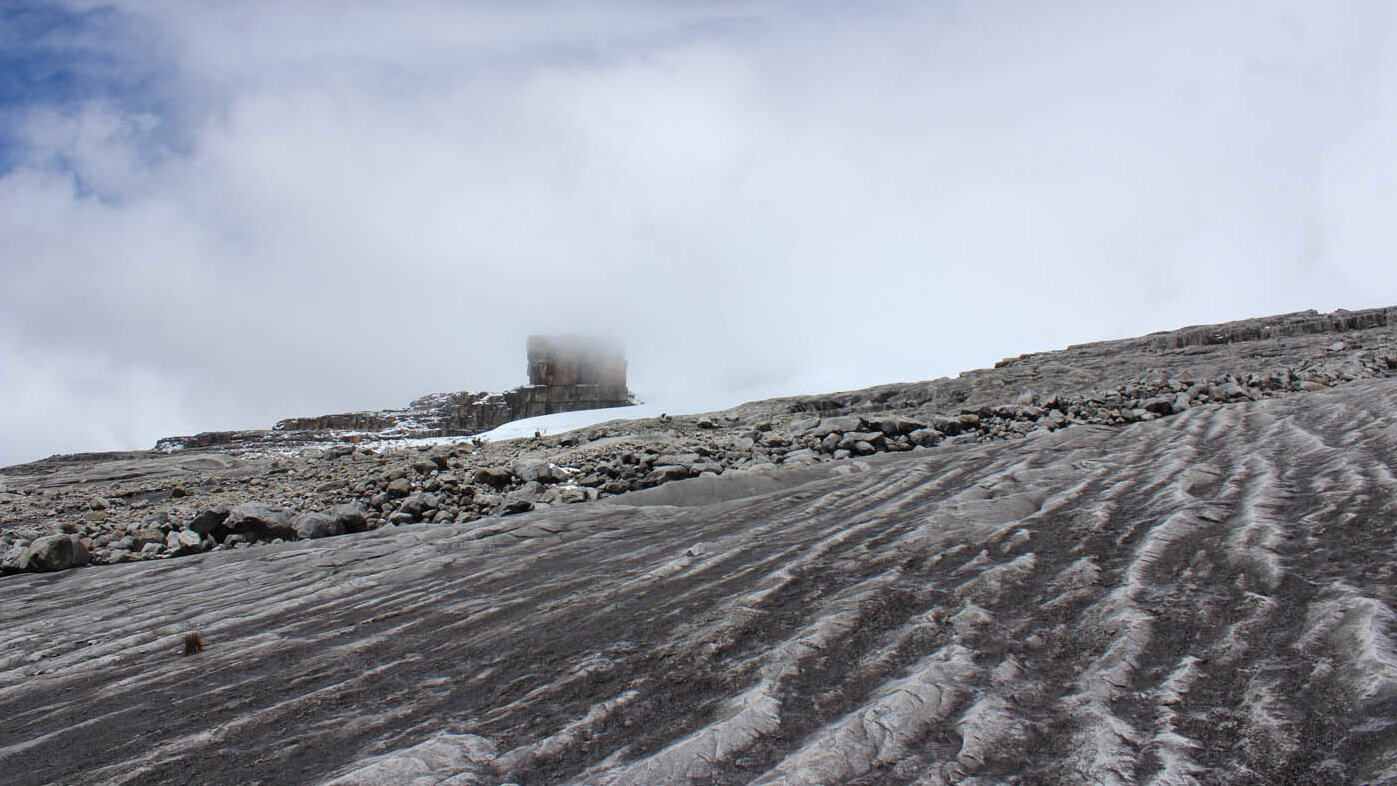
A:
648,465,692,483
876,417,926,437
474,467,514,490
20,535,82,572
838,432,884,452
511,458,558,484
931,416,966,436
811,416,865,438
386,478,414,498
398,492,441,518
188,506,230,537
1142,396,1174,416
166,530,205,556
293,512,344,539
504,482,547,507
654,454,702,470
907,428,941,448
224,503,297,543
850,440,877,456
1,541,27,573
328,503,370,533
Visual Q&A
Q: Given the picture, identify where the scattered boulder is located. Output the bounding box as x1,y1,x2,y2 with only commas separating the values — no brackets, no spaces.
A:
648,465,692,483
293,512,344,540
907,428,941,448
512,458,558,484
328,503,370,533
188,506,230,537
811,416,864,438
166,530,205,555
876,417,926,436
399,492,440,518
224,503,297,543
20,535,84,572
474,467,514,490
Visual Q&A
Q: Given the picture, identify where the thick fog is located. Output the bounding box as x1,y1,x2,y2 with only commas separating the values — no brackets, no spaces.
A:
1,0,1395,466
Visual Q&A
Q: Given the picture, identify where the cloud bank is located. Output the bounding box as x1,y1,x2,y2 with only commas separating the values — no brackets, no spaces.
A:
1,0,1396,465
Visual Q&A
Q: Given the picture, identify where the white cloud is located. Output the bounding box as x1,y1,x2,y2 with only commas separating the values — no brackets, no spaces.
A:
1,0,1396,465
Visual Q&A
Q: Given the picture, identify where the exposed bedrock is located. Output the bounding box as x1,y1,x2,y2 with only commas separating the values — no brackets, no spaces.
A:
5,379,1397,784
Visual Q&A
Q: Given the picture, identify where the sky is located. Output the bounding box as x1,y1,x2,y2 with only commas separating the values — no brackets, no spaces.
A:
1,0,1395,467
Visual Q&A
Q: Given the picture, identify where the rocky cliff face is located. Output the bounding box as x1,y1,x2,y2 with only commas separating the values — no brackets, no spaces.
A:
4,307,1397,784
155,336,636,452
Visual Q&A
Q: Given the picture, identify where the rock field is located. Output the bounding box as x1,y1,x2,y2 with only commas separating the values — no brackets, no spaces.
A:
3,306,1397,784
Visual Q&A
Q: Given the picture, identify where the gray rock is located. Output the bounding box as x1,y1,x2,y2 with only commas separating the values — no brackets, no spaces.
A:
328,503,370,533
931,416,967,436
1142,395,1174,415
188,506,230,536
224,503,297,543
293,512,344,539
1,542,26,573
851,440,877,456
399,492,441,517
648,465,692,483
908,428,941,448
654,453,702,470
167,530,204,555
554,486,593,504
504,482,547,506
811,416,865,438
876,417,926,436
386,478,413,497
511,458,558,484
474,467,514,490
838,432,884,452
20,535,83,572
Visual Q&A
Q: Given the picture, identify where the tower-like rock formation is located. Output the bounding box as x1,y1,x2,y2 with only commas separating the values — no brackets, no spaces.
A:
516,335,630,418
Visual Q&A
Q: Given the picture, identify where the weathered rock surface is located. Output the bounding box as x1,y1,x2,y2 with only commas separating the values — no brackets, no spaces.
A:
4,378,1397,783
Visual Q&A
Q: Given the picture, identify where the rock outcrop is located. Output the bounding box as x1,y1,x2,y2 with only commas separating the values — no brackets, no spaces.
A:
155,335,636,452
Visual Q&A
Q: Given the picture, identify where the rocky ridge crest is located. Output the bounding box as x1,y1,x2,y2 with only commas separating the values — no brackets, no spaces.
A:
2,305,1395,576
